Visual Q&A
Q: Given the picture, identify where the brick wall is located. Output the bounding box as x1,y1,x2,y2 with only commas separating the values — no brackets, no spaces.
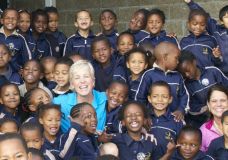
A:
10,0,227,39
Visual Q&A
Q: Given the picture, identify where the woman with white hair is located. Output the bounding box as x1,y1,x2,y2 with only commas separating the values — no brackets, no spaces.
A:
53,60,107,132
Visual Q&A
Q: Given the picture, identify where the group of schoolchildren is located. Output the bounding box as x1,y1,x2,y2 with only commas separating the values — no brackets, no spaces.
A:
0,0,228,159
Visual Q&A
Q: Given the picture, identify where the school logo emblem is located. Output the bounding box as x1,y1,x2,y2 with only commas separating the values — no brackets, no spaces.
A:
55,46,60,53
165,131,173,141
137,152,151,160
176,85,179,95
201,78,209,86
8,43,16,56
202,47,208,54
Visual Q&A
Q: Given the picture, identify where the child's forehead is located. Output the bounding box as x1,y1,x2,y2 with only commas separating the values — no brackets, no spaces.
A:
32,88,47,95
189,14,206,22
151,85,169,92
133,11,145,18
55,63,70,69
1,84,18,92
125,104,143,113
81,105,95,113
3,10,18,17
119,34,134,41
24,61,40,67
179,131,200,141
101,11,115,17
148,14,162,20
109,83,127,91
77,11,91,18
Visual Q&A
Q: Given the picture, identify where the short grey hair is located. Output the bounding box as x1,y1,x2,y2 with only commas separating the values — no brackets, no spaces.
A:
69,60,95,83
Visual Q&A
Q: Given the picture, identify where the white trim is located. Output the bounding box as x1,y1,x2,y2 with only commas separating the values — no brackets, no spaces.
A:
151,126,177,135
59,128,77,158
182,44,213,50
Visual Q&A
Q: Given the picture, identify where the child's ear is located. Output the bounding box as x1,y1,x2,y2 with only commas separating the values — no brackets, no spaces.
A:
207,102,211,112
126,62,130,69
90,20,94,27
0,98,3,104
220,20,224,25
39,72,44,80
147,95,152,104
41,137,44,145
28,105,36,112
0,18,3,25
74,22,78,28
163,53,168,61
121,120,126,127
106,88,109,95
39,118,43,125
144,63,148,70
169,96,173,104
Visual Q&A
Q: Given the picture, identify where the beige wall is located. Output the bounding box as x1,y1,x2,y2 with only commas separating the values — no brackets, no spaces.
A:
10,0,227,39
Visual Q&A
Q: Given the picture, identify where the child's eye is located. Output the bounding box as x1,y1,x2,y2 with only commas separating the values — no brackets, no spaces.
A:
190,144,198,148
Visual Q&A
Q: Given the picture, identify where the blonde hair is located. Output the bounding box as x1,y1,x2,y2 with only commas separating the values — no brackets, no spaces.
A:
69,60,95,83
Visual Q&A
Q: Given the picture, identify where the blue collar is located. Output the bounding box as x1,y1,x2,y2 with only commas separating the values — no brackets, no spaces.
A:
123,133,145,147
75,30,95,38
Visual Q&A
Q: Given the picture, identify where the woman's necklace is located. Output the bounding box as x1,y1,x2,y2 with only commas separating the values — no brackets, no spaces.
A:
213,120,223,135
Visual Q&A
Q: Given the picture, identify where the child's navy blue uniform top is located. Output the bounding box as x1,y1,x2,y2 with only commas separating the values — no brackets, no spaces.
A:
113,54,128,82
92,54,118,92
171,149,214,160
40,146,57,160
105,102,122,134
0,105,21,125
111,133,161,160
0,28,32,70
135,64,189,113
43,132,63,152
138,30,180,48
127,29,149,44
50,30,67,56
149,109,184,156
31,33,52,59
184,66,228,114
127,73,143,101
1,65,23,85
59,122,99,160
180,32,219,69
187,1,228,76
63,30,95,61
207,136,228,160
45,33,61,58
19,29,36,57
100,30,118,50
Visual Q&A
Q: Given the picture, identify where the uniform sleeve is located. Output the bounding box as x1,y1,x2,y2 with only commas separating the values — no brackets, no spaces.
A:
63,37,74,56
206,139,217,159
213,67,228,87
135,71,152,104
17,36,31,68
58,123,80,160
177,75,189,113
187,1,219,35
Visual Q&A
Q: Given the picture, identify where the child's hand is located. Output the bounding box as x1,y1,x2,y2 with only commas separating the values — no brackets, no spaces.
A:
142,128,157,145
143,118,152,132
166,140,176,155
184,0,191,3
97,130,113,143
167,32,177,38
212,46,221,58
171,110,184,122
